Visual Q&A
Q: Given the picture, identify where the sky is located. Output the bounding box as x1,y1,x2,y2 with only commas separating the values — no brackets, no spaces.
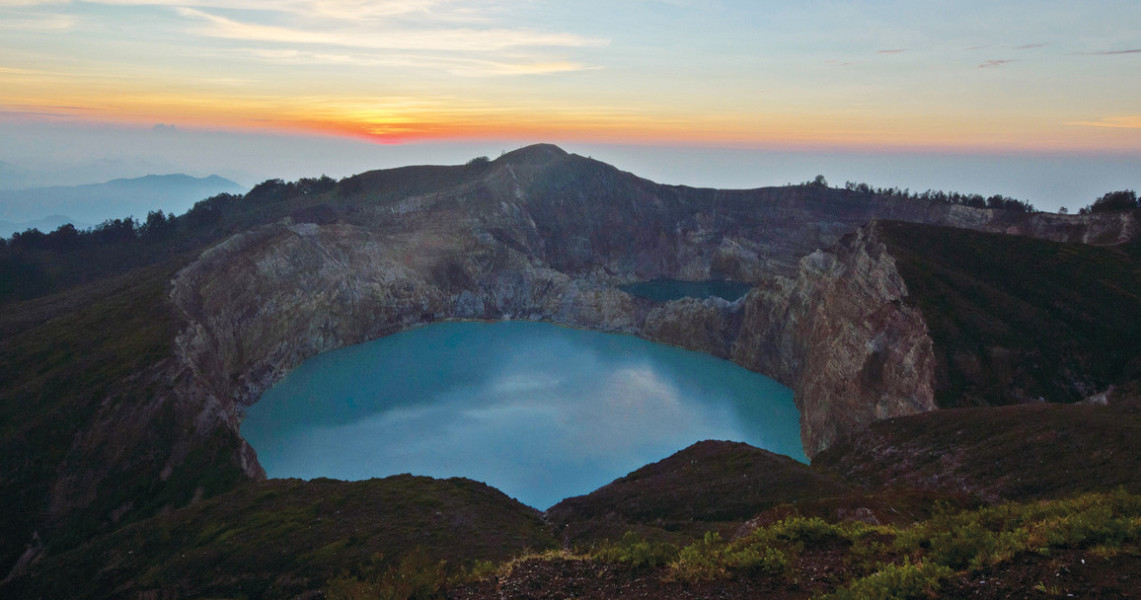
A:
1,0,1139,217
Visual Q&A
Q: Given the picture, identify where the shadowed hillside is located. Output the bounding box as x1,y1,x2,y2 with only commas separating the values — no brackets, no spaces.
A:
547,441,851,546
879,220,1141,407
2,476,554,600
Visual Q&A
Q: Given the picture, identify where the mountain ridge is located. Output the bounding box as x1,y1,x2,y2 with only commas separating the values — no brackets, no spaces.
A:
0,144,1138,597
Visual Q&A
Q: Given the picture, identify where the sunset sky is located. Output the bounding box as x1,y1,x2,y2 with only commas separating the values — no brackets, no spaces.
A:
1,0,1139,215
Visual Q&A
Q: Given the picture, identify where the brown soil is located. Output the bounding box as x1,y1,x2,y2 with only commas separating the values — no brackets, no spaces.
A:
449,557,808,600
447,547,1141,600
943,549,1140,599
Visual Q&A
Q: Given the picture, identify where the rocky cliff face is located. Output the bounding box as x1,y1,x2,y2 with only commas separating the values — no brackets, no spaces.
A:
168,219,644,445
732,223,936,456
162,145,1135,474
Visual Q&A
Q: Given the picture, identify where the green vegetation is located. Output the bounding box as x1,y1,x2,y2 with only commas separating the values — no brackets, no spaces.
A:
0,263,182,569
568,490,1141,598
5,476,554,600
819,560,952,600
841,180,1037,212
326,550,449,600
1079,189,1138,214
666,531,792,582
546,441,852,547
879,221,1141,407
593,531,680,569
813,393,1141,503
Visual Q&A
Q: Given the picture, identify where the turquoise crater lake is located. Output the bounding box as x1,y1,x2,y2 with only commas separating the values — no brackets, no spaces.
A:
241,321,803,509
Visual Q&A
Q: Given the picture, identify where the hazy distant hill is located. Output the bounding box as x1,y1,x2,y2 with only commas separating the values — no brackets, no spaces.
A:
0,173,245,225
0,215,93,238
0,160,32,191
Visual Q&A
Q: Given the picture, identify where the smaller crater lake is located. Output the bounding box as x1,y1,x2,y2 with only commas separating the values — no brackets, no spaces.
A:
242,321,803,509
620,279,754,303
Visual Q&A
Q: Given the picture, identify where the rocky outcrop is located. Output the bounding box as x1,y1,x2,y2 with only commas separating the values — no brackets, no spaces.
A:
1002,209,1138,246
168,217,931,467
733,222,937,457
163,145,1135,473
170,220,638,432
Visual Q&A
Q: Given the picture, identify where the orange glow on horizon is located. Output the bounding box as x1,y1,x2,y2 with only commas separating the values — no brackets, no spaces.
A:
4,90,1139,156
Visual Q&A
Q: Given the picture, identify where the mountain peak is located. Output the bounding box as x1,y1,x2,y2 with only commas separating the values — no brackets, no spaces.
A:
495,143,568,165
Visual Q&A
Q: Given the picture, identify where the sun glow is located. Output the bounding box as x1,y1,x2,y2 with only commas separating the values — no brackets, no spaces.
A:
0,0,1138,153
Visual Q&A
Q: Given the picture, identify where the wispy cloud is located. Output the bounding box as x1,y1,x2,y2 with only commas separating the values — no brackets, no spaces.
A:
0,12,75,31
1078,49,1141,56
6,0,447,16
1067,116,1141,129
176,7,607,53
0,103,94,119
1014,43,1046,50
243,46,597,76
978,59,1014,68
877,49,906,54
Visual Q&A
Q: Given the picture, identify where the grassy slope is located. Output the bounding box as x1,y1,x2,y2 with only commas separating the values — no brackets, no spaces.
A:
452,490,1141,600
4,476,555,600
547,441,853,548
878,220,1141,407
812,394,1141,503
0,162,496,571
0,263,181,569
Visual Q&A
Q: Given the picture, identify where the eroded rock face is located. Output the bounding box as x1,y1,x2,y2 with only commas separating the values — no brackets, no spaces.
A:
169,219,647,440
164,146,1135,472
168,217,929,467
733,223,936,457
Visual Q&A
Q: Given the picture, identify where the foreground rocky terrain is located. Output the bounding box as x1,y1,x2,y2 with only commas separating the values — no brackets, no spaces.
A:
1,144,1138,598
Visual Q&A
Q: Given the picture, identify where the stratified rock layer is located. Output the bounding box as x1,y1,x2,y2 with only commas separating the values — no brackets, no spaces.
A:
732,223,936,457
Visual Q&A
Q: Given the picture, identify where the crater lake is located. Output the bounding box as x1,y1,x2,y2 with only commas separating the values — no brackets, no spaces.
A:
241,321,803,509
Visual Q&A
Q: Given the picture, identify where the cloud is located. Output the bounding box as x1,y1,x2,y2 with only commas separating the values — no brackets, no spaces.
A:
877,49,906,54
5,0,446,16
176,7,608,53
243,46,597,76
0,12,76,31
0,103,93,119
978,59,1014,68
1014,43,1046,50
1079,49,1141,56
1066,116,1141,129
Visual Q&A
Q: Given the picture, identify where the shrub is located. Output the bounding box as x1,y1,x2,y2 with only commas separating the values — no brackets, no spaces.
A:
766,516,844,544
723,544,789,576
594,531,678,569
668,532,726,582
668,529,794,583
1088,190,1138,213
821,559,952,600
326,550,448,600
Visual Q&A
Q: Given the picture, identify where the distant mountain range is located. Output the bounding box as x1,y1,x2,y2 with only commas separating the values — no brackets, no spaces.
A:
0,215,94,239
0,174,245,232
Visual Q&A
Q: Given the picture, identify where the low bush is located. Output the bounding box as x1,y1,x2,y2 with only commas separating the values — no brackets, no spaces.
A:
820,559,952,600
594,531,678,569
